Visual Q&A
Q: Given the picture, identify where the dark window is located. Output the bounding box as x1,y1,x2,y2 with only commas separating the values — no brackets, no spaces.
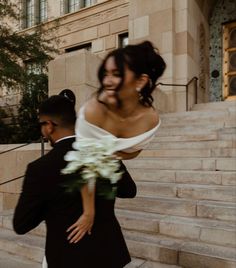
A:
26,0,34,28
62,0,96,14
39,0,47,22
68,0,80,13
119,33,128,48
65,43,92,53
23,0,47,29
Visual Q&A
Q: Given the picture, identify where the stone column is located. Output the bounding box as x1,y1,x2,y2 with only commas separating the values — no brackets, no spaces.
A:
128,0,209,112
48,49,101,112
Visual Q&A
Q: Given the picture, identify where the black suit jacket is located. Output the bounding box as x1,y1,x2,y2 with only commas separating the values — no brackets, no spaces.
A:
13,137,135,268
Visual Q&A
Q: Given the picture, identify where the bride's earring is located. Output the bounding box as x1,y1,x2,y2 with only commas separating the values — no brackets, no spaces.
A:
136,87,143,101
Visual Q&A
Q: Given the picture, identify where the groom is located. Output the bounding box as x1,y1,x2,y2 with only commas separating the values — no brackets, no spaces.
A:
13,95,136,267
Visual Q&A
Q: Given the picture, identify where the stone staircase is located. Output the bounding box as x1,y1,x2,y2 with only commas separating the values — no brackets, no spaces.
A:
0,101,236,267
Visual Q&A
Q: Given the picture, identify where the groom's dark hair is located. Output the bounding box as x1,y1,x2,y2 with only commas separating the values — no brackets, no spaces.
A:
39,95,76,128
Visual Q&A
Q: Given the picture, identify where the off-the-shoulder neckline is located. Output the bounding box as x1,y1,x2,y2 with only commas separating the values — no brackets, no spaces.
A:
79,105,161,140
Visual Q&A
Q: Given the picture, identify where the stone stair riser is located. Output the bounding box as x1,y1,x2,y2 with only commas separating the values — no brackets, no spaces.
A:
136,182,236,202
0,239,44,263
129,170,176,183
149,140,235,150
179,251,236,268
197,203,236,221
117,206,236,246
139,149,212,158
192,101,236,111
175,171,222,185
155,133,218,142
117,197,236,221
176,186,236,202
159,221,236,248
200,228,236,248
126,240,178,264
116,198,196,217
130,170,236,186
156,126,224,136
140,148,236,158
221,172,236,185
125,158,236,171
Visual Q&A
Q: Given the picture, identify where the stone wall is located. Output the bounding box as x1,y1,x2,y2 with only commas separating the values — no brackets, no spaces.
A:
128,0,211,112
0,143,50,211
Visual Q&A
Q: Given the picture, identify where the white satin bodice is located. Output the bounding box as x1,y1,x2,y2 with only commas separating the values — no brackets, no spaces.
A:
75,105,161,153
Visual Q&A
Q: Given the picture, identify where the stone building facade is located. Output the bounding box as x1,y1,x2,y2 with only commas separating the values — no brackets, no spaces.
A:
1,0,236,113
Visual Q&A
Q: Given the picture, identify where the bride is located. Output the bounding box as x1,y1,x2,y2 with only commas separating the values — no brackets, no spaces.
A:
43,40,166,267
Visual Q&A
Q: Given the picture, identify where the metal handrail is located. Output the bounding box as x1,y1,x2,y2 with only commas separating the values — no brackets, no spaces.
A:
0,143,31,155
0,137,46,186
0,175,24,186
156,76,198,111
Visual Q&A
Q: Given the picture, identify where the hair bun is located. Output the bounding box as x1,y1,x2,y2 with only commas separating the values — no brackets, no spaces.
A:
137,41,166,82
59,89,76,106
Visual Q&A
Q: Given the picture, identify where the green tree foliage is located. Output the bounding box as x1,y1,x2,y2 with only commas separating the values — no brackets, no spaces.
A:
0,0,58,143
0,0,55,89
16,73,49,142
0,107,15,143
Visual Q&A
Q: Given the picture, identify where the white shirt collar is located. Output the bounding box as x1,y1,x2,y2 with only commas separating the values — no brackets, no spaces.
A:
55,135,76,144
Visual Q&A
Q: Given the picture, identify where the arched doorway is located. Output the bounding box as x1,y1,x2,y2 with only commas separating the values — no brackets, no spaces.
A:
209,0,236,101
222,20,236,100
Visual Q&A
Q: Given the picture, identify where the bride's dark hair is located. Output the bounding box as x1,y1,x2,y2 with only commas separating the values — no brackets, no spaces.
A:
97,40,166,107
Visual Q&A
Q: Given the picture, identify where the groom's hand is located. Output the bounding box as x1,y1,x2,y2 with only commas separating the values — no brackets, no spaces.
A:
66,213,94,243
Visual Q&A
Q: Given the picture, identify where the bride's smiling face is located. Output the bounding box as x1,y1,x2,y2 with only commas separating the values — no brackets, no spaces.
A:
101,56,138,104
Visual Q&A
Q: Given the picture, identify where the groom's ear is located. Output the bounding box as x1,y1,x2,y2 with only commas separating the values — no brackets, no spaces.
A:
47,120,56,134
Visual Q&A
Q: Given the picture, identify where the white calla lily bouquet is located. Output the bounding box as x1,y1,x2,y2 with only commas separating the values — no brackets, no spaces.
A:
61,136,122,199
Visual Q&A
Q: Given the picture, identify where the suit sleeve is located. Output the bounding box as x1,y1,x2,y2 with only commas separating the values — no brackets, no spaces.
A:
116,161,137,198
13,163,47,234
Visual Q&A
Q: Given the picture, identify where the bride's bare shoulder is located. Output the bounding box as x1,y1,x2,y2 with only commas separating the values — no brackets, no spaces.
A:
142,107,160,129
83,97,107,125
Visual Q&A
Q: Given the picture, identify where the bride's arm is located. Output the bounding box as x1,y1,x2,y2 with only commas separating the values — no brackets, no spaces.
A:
66,185,95,243
116,150,141,160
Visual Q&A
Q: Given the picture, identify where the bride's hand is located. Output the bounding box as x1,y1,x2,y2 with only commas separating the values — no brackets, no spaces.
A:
66,213,94,243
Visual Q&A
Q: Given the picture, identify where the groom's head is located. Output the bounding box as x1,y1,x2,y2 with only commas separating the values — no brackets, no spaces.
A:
38,95,76,146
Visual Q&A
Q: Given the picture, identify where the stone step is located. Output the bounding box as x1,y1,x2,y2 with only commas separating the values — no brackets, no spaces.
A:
160,111,236,127
0,210,46,237
2,206,236,249
116,209,236,248
148,140,236,150
116,196,236,221
129,169,236,186
125,259,182,268
0,226,184,268
1,209,236,265
139,148,236,158
156,126,235,142
0,250,41,268
124,230,236,267
116,196,196,217
0,228,45,263
156,125,224,136
218,127,236,141
192,100,236,111
124,157,236,171
197,200,236,221
135,182,236,202
153,127,236,143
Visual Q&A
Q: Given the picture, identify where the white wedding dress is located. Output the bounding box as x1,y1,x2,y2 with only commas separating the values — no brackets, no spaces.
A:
42,105,161,268
75,105,161,152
